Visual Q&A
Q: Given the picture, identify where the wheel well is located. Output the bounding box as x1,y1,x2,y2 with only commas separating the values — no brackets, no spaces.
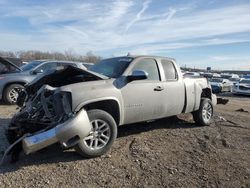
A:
84,100,120,126
3,82,26,93
201,88,212,99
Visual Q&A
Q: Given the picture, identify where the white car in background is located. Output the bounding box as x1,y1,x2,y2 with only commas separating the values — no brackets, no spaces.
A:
229,74,241,84
233,79,250,95
212,73,221,78
209,78,233,93
183,72,200,77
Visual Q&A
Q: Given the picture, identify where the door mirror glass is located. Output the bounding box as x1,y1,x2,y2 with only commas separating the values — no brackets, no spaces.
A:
128,70,148,81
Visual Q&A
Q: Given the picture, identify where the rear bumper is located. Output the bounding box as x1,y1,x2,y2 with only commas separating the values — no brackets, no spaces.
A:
22,109,92,154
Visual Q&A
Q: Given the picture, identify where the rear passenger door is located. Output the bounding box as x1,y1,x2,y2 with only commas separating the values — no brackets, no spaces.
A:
160,59,185,117
121,58,165,124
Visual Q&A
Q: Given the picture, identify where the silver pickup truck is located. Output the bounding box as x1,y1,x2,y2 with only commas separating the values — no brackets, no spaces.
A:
4,55,216,161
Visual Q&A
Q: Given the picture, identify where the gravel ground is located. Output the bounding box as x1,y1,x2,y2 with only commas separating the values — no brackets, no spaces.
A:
0,95,250,188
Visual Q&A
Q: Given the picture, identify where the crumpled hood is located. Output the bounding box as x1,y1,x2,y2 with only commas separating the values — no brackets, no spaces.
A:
25,65,108,94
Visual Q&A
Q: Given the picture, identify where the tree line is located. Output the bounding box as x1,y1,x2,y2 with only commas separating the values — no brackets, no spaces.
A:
0,50,102,63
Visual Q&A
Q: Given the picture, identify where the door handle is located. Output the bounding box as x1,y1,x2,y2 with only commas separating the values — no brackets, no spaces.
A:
154,86,164,91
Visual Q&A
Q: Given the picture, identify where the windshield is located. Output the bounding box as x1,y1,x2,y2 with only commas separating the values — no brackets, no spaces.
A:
89,57,133,78
20,60,43,71
82,63,92,69
240,79,250,84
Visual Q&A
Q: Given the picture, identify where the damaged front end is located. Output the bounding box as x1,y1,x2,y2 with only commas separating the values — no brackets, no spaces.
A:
2,67,103,163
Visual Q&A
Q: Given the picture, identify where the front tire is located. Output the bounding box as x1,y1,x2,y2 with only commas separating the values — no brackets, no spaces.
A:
192,98,213,126
3,84,24,104
75,109,117,158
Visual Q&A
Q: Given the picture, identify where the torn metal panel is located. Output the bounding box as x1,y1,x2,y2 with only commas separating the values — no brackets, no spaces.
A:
0,134,29,165
4,66,104,161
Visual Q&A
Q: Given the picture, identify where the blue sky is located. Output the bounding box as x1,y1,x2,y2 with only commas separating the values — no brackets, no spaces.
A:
0,0,250,70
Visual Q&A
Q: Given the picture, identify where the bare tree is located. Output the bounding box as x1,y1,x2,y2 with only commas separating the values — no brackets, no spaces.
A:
84,51,102,63
0,50,102,63
0,51,15,57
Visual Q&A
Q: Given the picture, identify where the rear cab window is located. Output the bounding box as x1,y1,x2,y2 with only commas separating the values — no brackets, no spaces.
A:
161,59,178,81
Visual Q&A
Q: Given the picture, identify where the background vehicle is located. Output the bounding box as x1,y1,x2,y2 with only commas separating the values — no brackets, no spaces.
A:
0,58,86,104
6,55,217,160
242,75,250,79
183,71,200,77
233,79,250,95
0,56,21,74
209,78,233,93
229,74,241,85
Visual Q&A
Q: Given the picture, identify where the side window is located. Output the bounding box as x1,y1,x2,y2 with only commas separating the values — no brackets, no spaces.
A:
56,63,76,71
132,59,160,81
36,62,57,73
161,60,177,80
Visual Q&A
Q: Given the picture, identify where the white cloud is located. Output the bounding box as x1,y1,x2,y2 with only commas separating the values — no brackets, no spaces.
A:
210,56,232,61
125,0,151,32
64,26,89,38
179,56,250,70
165,8,176,22
209,55,250,62
0,0,250,66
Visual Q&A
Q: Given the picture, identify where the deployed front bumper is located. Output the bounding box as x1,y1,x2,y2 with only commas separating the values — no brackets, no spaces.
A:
22,109,92,154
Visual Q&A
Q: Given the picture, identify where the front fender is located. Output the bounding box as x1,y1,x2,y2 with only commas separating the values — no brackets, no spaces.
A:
74,97,123,125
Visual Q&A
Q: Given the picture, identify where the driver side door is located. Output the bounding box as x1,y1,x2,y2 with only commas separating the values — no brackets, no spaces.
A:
121,58,164,124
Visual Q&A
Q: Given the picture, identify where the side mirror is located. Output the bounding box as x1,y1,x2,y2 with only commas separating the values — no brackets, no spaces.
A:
127,70,148,81
31,69,43,75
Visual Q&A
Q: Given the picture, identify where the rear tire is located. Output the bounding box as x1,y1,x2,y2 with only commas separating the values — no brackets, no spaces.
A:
192,98,213,126
75,109,117,158
3,84,24,104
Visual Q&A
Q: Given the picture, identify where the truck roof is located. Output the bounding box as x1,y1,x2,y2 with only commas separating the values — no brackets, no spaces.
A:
124,55,176,62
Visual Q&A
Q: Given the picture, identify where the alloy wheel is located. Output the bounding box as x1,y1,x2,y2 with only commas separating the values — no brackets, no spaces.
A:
83,119,111,150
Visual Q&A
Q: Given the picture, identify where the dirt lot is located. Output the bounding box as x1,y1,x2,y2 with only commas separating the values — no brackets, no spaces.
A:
0,95,249,188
